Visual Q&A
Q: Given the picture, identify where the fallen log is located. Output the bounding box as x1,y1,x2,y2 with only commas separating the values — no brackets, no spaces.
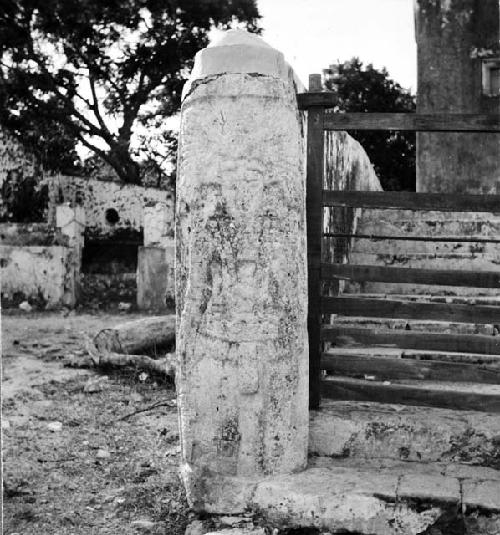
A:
65,335,176,378
64,351,176,378
93,315,175,355
94,350,176,377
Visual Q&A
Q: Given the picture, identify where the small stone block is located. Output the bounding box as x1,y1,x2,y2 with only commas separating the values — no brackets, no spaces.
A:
398,474,460,503
462,480,500,511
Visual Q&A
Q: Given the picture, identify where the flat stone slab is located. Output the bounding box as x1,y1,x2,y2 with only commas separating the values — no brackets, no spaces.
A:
462,479,500,511
249,458,500,534
310,400,500,467
198,457,500,533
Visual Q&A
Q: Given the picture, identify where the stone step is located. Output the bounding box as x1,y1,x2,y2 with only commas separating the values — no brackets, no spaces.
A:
251,456,500,534
309,399,500,468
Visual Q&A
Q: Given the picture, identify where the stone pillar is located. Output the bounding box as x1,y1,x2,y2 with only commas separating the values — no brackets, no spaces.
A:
137,202,175,310
415,0,500,193
56,204,85,306
176,30,309,511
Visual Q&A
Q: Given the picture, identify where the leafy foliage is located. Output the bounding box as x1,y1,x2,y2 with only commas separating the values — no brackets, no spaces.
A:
0,0,261,184
323,58,416,191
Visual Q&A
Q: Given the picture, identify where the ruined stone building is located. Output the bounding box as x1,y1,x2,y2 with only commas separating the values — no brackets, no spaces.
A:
0,127,174,308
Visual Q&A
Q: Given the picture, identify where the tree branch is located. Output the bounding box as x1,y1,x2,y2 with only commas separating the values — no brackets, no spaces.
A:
88,71,113,137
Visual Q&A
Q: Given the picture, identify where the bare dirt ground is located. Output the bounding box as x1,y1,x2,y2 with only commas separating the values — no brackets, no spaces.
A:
2,310,190,535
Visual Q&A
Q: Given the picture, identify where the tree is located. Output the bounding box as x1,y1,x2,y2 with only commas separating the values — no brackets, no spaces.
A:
0,91,83,175
323,58,416,191
0,0,261,184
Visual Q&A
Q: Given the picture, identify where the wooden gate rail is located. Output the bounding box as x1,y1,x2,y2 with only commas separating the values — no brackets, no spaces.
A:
321,263,500,288
302,78,500,410
321,326,500,356
322,112,500,132
321,377,500,413
324,232,500,243
323,296,500,324
298,93,500,133
321,352,500,384
322,190,500,211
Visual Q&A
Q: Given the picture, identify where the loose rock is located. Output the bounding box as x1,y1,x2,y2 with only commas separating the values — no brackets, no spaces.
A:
219,516,247,527
185,519,205,535
18,301,32,312
47,421,63,432
131,519,156,531
96,449,111,459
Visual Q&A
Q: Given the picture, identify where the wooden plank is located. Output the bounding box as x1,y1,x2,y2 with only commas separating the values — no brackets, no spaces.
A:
322,190,500,212
321,353,500,384
321,377,500,412
322,296,500,324
322,112,500,133
323,232,500,243
306,74,324,410
321,263,500,288
297,91,339,108
321,325,500,356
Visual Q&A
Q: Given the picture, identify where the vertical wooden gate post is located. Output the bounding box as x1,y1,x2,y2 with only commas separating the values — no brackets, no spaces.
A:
306,74,325,409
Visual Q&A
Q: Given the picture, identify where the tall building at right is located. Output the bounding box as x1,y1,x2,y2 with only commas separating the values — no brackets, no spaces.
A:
415,0,500,193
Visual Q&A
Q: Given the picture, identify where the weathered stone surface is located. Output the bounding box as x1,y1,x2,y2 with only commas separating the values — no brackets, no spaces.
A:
182,30,290,99
348,209,500,296
176,30,308,510
323,130,382,281
143,203,173,247
137,203,175,310
204,529,265,535
251,465,442,535
42,174,173,238
136,246,174,310
0,245,75,307
309,400,500,467
398,474,460,503
462,479,500,511
415,0,500,194
464,514,500,535
184,520,205,535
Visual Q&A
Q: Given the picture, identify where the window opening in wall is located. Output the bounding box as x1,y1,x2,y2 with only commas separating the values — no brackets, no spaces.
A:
482,58,500,96
105,208,120,225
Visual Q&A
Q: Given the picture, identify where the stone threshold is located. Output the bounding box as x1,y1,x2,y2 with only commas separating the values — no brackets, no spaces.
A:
203,457,499,534
309,400,500,466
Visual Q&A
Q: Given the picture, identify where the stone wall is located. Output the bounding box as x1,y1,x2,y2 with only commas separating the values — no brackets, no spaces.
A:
0,206,84,308
43,175,174,239
0,245,75,308
347,208,500,296
137,202,175,310
415,0,500,193
323,131,382,268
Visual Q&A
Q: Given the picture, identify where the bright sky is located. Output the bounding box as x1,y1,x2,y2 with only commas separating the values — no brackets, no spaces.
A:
255,0,417,92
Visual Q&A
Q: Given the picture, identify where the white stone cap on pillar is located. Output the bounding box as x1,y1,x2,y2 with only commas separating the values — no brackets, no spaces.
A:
182,29,304,100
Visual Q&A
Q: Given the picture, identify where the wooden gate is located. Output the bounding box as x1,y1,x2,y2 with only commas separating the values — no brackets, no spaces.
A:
299,75,500,411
